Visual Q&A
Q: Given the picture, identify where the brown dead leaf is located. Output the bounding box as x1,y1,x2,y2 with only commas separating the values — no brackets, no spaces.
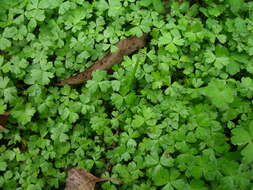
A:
0,112,9,130
57,34,148,86
0,125,5,130
65,168,121,190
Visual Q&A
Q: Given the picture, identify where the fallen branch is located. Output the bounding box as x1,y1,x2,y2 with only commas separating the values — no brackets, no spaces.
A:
56,34,147,86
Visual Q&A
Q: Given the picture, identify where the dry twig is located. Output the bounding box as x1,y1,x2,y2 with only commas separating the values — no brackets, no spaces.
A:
56,34,147,86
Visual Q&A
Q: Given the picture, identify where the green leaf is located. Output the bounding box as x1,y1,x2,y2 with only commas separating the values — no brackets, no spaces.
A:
59,133,69,143
130,26,143,37
110,45,118,53
228,0,244,14
140,0,152,7
95,0,109,11
25,9,46,21
55,142,70,155
1,1,253,189
160,153,174,167
0,100,6,113
190,166,202,179
3,87,17,103
92,70,107,82
241,143,253,163
108,0,122,17
25,69,54,85
231,127,252,145
99,81,111,92
4,150,15,161
38,0,62,9
145,153,159,167
120,61,138,96
3,26,18,39
11,103,36,125
204,50,216,63
0,55,3,67
111,80,121,91
239,77,253,98
158,32,172,46
152,0,164,13
111,93,124,108
226,60,240,75
0,161,7,171
0,76,9,89
125,92,137,105
217,34,227,43
147,126,162,139
214,57,230,69
151,164,170,186
0,37,11,50
162,183,174,190
202,80,234,109
132,115,145,128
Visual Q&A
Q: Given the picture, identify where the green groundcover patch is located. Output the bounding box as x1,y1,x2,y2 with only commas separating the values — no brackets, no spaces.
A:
1,0,253,189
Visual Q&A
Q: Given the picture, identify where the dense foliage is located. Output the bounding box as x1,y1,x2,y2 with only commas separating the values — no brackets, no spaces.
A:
1,0,253,189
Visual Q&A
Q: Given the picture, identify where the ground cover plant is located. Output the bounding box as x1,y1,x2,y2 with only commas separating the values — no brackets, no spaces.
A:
0,0,253,189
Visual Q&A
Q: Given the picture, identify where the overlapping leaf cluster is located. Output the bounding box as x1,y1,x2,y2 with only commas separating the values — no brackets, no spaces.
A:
0,0,253,189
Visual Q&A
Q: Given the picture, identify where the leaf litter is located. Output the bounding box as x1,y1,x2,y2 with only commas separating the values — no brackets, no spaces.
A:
64,168,121,190
0,112,9,130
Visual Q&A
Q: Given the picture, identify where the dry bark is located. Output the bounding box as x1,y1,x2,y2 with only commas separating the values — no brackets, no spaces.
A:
56,34,147,86
64,168,121,190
